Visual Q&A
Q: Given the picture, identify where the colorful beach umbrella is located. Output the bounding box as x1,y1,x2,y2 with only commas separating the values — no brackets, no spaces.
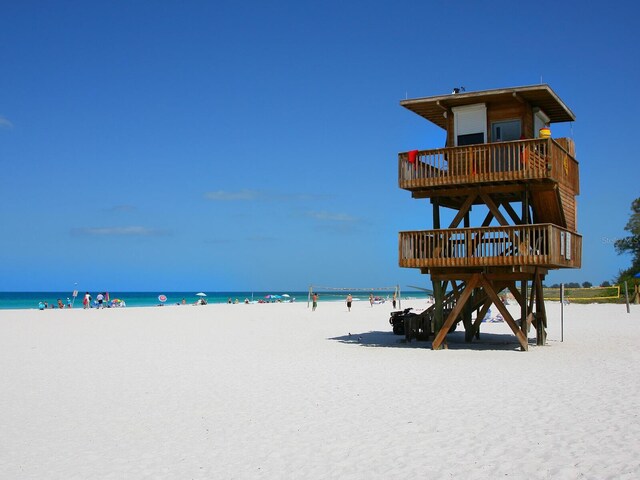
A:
158,294,167,303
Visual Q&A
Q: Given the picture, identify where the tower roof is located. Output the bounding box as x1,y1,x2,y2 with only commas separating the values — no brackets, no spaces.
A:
400,84,576,129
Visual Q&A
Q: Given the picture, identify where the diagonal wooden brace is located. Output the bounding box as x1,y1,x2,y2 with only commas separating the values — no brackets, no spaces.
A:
432,274,480,350
479,275,529,351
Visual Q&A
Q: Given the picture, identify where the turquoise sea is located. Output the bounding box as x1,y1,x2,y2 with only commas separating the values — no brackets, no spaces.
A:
0,290,428,310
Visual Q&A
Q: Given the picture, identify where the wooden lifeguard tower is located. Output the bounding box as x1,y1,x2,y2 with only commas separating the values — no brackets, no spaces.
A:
398,85,581,350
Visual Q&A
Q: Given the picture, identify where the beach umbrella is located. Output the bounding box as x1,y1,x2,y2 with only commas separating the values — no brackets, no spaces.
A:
196,292,207,297
158,294,167,303
282,294,290,298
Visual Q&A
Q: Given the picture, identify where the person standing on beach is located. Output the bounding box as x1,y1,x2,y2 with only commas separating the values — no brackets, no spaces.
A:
369,293,374,307
346,294,353,312
392,292,397,309
96,292,104,308
83,292,90,309
312,293,318,311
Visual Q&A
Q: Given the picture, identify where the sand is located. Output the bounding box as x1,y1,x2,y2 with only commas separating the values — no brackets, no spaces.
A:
1,300,639,479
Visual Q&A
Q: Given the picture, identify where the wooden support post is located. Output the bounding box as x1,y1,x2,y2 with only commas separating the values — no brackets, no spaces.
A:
433,274,480,350
526,275,536,333
463,286,473,342
520,278,528,349
433,279,445,338
534,272,547,345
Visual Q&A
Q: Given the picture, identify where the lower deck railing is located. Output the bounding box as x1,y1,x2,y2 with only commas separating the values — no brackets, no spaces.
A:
399,224,581,269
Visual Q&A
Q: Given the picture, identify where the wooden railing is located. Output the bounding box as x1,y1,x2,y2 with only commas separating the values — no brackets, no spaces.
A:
398,138,579,192
399,224,582,269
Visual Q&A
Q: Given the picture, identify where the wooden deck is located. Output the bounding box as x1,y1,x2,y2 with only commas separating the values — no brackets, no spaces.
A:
399,223,582,270
399,138,579,194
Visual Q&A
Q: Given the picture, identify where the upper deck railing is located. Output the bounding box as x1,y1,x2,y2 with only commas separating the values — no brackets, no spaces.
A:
399,138,579,193
399,223,582,270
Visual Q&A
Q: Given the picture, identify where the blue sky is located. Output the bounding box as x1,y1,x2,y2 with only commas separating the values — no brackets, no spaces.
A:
0,0,637,291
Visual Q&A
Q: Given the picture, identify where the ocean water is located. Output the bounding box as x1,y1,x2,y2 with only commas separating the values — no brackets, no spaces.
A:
0,290,428,310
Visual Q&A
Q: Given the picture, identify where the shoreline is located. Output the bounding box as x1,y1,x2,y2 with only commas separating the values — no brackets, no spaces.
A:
0,291,424,311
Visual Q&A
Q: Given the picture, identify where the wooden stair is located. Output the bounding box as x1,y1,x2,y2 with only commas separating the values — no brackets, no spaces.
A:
403,281,495,342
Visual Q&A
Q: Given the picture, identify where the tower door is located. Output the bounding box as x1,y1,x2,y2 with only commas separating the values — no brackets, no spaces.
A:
492,120,522,172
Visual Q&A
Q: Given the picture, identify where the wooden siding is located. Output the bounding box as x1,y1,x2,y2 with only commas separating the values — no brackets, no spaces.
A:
399,224,582,270
443,100,529,147
531,188,565,228
559,184,577,231
547,138,579,194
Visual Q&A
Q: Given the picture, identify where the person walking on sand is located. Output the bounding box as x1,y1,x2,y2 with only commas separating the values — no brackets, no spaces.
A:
346,293,353,312
83,292,91,309
312,292,318,311
392,292,397,309
369,293,374,307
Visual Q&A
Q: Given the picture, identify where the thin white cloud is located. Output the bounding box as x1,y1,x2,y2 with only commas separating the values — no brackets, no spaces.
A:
71,226,169,237
0,116,14,129
307,211,358,222
305,210,365,234
204,189,328,203
204,189,260,201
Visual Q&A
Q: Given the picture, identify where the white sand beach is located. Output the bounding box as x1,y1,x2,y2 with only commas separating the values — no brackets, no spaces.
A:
1,300,639,479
